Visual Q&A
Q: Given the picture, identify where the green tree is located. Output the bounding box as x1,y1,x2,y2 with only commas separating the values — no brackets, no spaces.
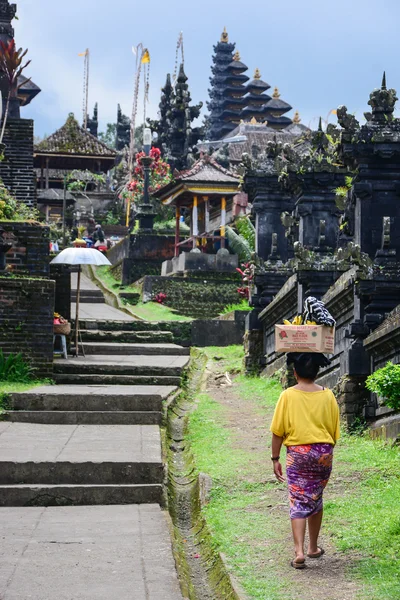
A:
98,123,117,149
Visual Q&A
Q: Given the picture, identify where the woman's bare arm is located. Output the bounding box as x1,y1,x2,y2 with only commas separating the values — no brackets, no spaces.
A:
271,433,285,482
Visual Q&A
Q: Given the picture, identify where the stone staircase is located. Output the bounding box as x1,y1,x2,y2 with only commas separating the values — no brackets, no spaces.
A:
1,321,190,507
71,289,106,304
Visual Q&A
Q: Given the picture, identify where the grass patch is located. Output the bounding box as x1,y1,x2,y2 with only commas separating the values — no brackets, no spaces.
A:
95,266,192,322
324,432,400,599
188,390,290,599
203,345,245,374
129,301,192,322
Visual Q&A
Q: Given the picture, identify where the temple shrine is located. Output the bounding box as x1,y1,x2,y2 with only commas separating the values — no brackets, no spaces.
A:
206,28,295,141
154,155,242,274
34,113,116,222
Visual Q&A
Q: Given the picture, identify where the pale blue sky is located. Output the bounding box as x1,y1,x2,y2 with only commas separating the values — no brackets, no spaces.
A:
15,0,400,138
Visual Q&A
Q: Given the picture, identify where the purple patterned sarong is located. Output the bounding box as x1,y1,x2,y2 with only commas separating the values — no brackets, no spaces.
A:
286,443,333,520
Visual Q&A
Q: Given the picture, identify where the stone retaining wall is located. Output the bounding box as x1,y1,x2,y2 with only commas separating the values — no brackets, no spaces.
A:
1,221,50,277
0,277,55,377
140,275,241,318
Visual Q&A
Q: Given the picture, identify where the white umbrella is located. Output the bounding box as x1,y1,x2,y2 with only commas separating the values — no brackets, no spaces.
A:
51,248,111,356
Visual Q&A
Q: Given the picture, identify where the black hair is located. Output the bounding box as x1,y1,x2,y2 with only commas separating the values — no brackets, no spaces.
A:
286,353,330,381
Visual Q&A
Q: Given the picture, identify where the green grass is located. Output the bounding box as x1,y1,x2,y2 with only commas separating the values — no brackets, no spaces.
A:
188,389,290,599
203,345,245,373
324,433,400,599
129,301,192,322
188,354,400,599
95,266,192,322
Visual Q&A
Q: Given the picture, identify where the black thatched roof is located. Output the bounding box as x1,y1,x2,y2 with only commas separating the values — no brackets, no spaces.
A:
35,113,116,157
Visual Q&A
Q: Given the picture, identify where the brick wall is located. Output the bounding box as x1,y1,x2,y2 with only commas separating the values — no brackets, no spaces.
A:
0,277,55,378
0,119,35,206
1,221,50,277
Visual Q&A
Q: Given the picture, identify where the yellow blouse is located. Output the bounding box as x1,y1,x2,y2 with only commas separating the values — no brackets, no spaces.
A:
270,387,340,447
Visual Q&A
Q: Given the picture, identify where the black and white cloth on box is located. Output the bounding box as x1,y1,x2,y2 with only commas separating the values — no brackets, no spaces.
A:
304,296,336,327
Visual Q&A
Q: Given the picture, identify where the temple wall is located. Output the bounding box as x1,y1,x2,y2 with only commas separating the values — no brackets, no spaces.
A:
1,221,50,277
0,277,55,378
0,119,35,206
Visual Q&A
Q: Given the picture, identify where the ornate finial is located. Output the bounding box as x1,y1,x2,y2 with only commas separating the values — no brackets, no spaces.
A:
272,87,280,99
233,51,240,61
368,74,398,123
254,68,261,79
250,117,257,125
318,117,323,131
293,111,301,124
221,27,229,43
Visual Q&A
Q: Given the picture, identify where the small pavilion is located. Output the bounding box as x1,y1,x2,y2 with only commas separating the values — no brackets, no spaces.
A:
154,155,241,258
34,113,117,221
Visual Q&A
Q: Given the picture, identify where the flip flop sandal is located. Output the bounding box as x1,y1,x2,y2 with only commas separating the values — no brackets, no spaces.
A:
307,548,325,559
291,559,306,570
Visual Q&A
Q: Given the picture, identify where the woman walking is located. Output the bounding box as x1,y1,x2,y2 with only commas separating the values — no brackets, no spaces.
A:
270,353,340,569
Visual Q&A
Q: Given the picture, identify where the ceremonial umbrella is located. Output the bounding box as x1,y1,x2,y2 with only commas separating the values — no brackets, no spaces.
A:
50,248,111,356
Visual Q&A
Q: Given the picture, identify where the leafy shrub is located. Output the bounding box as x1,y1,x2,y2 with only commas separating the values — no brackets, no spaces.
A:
0,180,40,221
0,349,33,382
366,362,400,411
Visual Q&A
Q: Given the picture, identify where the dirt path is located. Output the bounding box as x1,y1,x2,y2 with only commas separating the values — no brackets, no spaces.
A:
204,362,362,600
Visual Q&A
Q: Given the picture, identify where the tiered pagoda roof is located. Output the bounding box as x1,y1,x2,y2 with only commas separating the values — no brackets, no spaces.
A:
207,29,296,139
241,68,272,122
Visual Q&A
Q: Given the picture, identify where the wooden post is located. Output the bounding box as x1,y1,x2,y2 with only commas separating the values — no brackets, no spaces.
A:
204,196,210,233
75,266,81,357
192,196,198,249
175,201,180,257
220,196,226,248
40,160,44,190
45,158,50,190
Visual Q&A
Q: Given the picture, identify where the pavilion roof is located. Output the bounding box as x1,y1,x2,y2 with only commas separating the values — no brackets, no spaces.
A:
154,155,240,204
35,113,116,158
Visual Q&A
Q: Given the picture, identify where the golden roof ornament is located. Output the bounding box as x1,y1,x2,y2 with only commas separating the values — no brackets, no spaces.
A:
272,87,280,98
293,111,301,124
233,51,241,61
254,68,261,79
221,27,229,43
250,117,258,125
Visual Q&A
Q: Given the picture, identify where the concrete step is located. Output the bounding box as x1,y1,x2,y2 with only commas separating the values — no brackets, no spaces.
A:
9,385,176,412
53,374,182,386
53,355,189,377
79,320,177,332
0,461,163,485
73,296,106,304
0,484,163,506
80,330,175,344
0,423,163,489
80,342,190,356
3,411,161,425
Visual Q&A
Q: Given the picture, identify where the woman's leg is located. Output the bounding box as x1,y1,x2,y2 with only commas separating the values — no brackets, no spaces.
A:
291,518,306,561
307,509,323,555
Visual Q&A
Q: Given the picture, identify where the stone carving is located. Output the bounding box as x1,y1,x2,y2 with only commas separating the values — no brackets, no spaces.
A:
382,216,391,248
318,220,326,248
336,106,360,132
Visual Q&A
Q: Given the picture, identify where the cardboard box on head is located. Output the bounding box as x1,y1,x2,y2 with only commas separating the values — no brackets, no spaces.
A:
275,324,335,354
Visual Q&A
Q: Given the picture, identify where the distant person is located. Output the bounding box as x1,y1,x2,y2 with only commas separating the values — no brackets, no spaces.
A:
270,352,340,570
92,224,105,247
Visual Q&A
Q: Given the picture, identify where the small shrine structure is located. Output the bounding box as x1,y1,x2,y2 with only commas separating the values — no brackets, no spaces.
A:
153,155,242,274
34,113,117,221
